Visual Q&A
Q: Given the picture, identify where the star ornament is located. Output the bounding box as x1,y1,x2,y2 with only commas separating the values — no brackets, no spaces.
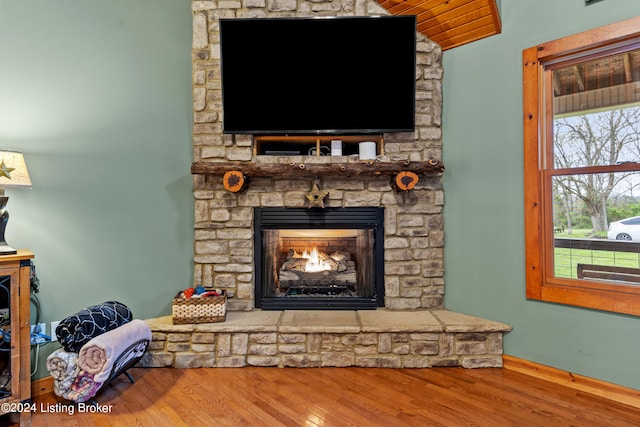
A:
305,183,329,208
0,160,15,180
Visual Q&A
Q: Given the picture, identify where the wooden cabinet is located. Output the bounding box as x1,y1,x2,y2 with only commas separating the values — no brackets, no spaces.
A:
0,250,34,425
253,135,384,157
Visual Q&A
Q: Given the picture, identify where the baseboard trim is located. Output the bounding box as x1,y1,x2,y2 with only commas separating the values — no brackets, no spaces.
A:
31,376,53,398
503,355,640,409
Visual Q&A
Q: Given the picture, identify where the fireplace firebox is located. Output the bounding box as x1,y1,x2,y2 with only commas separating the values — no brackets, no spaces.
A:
254,208,384,310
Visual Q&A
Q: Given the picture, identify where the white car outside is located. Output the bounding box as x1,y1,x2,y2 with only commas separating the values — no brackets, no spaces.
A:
607,216,640,241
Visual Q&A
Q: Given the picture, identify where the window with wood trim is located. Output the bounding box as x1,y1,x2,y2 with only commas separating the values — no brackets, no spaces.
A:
523,16,640,316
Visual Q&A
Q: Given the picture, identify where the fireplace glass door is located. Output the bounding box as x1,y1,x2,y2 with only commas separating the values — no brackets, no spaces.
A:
255,208,384,310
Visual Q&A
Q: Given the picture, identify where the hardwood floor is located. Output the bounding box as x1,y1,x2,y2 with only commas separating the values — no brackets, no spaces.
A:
3,366,640,426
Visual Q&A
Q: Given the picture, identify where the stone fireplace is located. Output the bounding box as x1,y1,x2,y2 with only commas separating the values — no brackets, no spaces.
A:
191,0,445,312
140,0,512,370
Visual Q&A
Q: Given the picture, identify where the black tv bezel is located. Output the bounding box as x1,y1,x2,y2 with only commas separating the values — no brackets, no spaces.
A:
219,16,417,136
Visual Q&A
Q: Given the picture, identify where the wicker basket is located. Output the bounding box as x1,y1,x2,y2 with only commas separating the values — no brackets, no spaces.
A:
172,291,227,324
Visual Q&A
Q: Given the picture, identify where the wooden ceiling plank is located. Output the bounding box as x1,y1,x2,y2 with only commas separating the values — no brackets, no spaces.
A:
389,0,475,22
429,22,499,50
376,0,502,51
386,0,448,18
420,15,495,41
415,0,477,19
487,0,502,34
416,0,487,27
623,53,633,83
416,0,490,42
553,72,562,97
572,66,586,92
417,6,490,38
377,0,403,8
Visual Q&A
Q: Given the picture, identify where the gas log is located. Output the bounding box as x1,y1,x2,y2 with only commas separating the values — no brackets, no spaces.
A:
279,249,357,289
281,249,350,272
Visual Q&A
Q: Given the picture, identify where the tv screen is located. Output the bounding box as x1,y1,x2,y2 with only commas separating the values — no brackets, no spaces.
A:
219,16,417,135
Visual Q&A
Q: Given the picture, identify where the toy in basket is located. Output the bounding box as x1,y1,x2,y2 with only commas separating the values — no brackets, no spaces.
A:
172,286,227,324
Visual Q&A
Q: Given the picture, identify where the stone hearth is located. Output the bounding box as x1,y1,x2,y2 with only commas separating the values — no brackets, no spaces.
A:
141,310,511,369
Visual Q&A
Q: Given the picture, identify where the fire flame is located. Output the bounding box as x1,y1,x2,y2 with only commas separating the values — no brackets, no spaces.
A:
302,247,331,272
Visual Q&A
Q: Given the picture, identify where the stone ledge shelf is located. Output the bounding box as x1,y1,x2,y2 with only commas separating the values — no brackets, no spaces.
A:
141,309,511,369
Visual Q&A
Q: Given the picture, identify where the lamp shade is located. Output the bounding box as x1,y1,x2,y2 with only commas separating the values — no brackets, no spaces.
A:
0,150,31,189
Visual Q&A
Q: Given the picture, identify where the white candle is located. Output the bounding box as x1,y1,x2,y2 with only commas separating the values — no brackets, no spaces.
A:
331,140,342,156
358,141,376,160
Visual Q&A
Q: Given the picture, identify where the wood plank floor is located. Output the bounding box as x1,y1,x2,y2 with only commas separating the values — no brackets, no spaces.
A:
3,367,640,426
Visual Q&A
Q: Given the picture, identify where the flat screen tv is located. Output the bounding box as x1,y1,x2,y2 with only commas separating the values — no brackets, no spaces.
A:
219,16,417,135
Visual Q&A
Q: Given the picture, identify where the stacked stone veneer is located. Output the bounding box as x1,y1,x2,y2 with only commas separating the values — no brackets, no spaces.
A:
191,0,445,312
144,1,512,372
142,311,511,369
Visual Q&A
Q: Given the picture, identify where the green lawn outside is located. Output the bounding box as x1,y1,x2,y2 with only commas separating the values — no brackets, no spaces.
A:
555,247,640,278
553,228,640,278
554,228,607,239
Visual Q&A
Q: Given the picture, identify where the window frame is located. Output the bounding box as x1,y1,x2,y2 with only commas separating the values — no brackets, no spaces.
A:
523,16,640,316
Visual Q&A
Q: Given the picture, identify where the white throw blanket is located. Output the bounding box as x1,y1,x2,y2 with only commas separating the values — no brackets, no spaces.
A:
78,319,151,383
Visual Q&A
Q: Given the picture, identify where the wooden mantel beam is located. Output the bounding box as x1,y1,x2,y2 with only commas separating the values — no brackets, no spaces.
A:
191,160,445,178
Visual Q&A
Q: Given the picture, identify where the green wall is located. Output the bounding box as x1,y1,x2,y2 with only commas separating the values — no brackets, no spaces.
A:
2,0,640,390
442,0,640,389
0,1,193,378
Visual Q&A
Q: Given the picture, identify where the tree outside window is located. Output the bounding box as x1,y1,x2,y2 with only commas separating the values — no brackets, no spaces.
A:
523,17,640,315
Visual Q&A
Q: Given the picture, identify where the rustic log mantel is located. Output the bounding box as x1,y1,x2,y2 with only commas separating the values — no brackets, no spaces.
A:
191,160,445,178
